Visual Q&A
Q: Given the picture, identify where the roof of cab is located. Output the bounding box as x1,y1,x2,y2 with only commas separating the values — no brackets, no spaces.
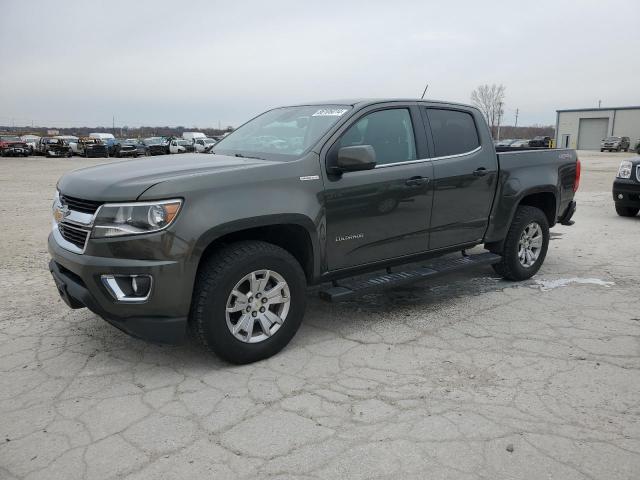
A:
283,98,477,110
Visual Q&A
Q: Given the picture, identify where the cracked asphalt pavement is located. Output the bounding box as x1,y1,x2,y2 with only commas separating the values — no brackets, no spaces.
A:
1,151,639,479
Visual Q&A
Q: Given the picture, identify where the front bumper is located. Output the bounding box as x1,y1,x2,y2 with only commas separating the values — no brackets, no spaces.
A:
1,146,28,156
613,178,640,207
48,233,189,344
85,150,108,157
46,149,70,157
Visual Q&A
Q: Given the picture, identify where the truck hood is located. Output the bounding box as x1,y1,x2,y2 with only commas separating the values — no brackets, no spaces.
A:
57,153,278,201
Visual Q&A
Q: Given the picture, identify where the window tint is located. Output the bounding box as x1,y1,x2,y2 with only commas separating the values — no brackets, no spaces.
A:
427,108,479,157
338,108,417,165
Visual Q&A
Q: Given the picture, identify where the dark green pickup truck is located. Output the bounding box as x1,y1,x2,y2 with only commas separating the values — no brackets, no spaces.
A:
49,99,580,363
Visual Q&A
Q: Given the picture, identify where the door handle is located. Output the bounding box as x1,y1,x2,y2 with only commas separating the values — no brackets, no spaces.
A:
405,176,430,186
473,167,488,176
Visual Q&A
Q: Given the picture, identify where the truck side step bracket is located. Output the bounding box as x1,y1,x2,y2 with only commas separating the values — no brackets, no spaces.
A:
318,252,502,302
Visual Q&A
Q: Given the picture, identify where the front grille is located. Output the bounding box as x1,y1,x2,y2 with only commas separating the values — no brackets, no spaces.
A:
58,223,90,250
60,194,102,214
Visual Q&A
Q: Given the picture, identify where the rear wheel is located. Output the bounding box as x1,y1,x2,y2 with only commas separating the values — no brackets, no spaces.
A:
492,205,549,281
615,205,639,217
191,241,306,364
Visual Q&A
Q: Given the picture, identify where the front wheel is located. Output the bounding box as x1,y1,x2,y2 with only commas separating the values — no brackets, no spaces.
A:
191,241,307,364
615,205,639,217
492,205,550,281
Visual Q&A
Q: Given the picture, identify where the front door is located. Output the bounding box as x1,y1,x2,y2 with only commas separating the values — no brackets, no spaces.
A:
423,107,498,250
323,106,434,270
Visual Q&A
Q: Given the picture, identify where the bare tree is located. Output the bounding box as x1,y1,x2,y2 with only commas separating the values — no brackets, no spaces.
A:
471,84,506,138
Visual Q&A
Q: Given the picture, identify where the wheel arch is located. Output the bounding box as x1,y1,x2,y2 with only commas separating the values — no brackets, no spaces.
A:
192,214,320,284
485,187,557,253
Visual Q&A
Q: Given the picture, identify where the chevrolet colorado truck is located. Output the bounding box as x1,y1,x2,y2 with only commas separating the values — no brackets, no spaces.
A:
49,99,579,364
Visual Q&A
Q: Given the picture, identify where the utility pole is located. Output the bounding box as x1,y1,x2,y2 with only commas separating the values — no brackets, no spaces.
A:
598,100,602,109
514,108,519,128
496,101,504,141
112,116,115,135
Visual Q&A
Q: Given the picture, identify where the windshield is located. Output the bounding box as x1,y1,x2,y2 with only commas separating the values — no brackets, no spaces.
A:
144,137,164,145
212,105,352,160
0,136,21,142
605,136,621,141
178,140,190,146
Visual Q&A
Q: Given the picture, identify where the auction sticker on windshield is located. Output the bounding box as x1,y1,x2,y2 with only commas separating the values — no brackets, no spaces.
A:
312,108,349,117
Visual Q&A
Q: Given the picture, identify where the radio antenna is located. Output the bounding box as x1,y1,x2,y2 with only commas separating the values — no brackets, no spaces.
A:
420,84,429,99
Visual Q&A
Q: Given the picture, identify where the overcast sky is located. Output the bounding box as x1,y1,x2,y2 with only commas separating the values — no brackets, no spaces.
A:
1,0,638,128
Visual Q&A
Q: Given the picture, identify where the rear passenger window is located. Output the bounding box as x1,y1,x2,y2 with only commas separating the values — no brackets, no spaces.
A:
338,108,417,165
427,109,480,157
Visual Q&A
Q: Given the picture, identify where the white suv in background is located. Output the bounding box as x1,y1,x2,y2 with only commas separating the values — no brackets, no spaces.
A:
194,137,218,152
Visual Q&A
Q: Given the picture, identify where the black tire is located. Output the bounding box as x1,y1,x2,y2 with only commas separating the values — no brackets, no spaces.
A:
191,240,307,364
600,149,604,152
615,205,639,217
492,205,550,281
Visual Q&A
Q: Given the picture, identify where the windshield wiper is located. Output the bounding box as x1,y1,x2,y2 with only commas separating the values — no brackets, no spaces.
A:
234,153,265,160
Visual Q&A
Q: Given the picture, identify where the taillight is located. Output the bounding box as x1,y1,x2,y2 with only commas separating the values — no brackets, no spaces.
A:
574,158,581,192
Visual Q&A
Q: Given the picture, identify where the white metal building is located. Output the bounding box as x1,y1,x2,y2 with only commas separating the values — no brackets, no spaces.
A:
555,106,640,151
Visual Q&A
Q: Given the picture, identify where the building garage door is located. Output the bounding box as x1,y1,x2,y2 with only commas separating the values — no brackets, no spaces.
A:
577,118,608,150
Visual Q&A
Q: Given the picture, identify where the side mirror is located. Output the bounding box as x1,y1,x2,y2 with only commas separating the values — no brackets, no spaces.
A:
335,145,377,172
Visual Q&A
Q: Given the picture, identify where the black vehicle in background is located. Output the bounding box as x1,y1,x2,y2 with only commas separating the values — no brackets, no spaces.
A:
113,139,140,158
142,137,169,155
37,137,72,157
76,138,108,158
0,135,30,157
529,136,552,148
613,158,640,217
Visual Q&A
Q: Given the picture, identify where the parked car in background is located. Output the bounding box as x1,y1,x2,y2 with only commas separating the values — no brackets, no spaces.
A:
529,136,552,148
113,139,140,158
510,139,531,148
0,135,30,157
182,132,206,142
613,158,640,217
142,137,169,155
55,136,79,155
494,139,516,147
37,137,72,157
601,136,630,152
194,137,218,152
89,133,117,155
76,138,108,158
169,138,195,154
20,134,41,154
123,138,148,157
636,140,640,154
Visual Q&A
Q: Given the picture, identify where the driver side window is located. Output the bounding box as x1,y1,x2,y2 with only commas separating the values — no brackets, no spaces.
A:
338,108,417,165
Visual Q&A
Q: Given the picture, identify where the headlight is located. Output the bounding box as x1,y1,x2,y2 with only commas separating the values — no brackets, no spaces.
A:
617,160,632,179
92,199,182,238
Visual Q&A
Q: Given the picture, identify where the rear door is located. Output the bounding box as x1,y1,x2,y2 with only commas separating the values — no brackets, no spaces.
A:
322,104,434,270
422,106,498,250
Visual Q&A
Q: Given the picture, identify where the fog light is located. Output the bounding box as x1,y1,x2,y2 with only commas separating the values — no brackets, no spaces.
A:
101,274,152,302
618,194,624,199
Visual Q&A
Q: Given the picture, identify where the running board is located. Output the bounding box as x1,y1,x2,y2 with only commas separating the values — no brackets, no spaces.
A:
318,252,502,302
